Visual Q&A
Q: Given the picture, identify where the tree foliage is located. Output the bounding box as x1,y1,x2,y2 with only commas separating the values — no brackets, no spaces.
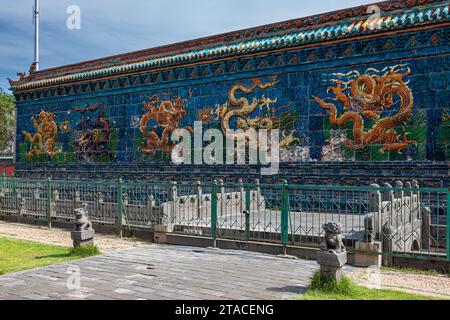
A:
0,89,15,154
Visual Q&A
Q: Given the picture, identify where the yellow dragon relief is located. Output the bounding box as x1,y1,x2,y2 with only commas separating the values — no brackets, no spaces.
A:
140,95,193,155
22,110,59,160
312,67,416,153
214,78,280,138
213,77,301,148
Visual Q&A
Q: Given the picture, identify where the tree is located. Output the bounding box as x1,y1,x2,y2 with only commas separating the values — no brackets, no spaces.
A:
0,89,15,154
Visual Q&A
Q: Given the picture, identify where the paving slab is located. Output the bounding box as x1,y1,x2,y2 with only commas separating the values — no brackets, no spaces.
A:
0,244,354,300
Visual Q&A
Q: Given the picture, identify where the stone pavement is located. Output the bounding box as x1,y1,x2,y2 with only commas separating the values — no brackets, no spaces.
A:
0,244,353,300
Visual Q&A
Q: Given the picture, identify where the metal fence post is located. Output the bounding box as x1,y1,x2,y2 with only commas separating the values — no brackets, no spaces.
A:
117,179,124,238
245,185,251,242
46,177,52,229
211,180,218,247
447,190,450,262
280,181,289,255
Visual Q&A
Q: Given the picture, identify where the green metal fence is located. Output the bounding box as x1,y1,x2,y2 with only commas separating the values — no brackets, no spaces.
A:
0,176,448,262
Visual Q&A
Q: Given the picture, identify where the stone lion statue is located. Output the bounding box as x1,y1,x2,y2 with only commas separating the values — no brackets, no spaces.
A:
74,203,92,232
320,222,346,253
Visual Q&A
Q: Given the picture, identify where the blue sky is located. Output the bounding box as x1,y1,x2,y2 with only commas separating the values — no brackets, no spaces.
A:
0,0,374,92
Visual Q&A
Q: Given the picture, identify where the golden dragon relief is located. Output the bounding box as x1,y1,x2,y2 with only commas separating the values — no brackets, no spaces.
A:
213,77,300,148
313,66,416,153
22,110,59,160
214,78,279,135
140,94,193,155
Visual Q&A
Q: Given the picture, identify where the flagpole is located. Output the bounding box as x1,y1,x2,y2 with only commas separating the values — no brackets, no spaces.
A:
34,0,40,71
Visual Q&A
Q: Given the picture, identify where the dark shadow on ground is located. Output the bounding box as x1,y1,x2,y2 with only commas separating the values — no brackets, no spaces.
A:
266,285,308,295
35,253,72,259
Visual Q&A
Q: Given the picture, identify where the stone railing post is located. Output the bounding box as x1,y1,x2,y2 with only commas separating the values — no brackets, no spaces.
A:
412,180,421,219
147,194,156,224
381,222,394,267
405,181,413,222
196,181,203,219
17,190,26,221
74,191,81,208
116,179,124,238
255,179,262,213
33,188,40,201
123,193,129,206
46,178,52,229
383,183,394,228
421,207,431,250
239,179,245,213
395,181,405,224
51,189,59,221
219,179,225,217
168,182,178,228
368,184,382,234
95,192,103,222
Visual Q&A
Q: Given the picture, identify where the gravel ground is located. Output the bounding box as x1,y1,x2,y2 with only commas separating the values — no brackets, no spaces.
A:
347,268,450,299
0,221,149,253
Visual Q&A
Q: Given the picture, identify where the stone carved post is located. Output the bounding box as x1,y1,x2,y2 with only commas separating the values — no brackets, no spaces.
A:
147,194,156,224
219,179,225,217
412,180,421,219
380,183,395,266
395,181,405,225
405,181,413,223
383,183,394,228
33,188,40,200
381,222,394,266
95,192,103,219
71,203,95,248
169,182,177,222
51,189,59,219
123,193,129,206
18,193,26,221
355,184,383,267
421,207,431,250
239,179,245,213
317,222,347,282
74,191,81,208
368,184,382,235
196,181,203,219
255,179,262,213
152,192,167,244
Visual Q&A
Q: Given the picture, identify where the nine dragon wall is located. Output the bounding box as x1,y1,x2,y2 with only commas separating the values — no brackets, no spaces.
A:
14,32,450,168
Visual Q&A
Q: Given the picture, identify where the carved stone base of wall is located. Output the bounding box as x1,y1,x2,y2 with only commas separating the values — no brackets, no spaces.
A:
317,251,347,282
71,229,95,248
153,225,167,244
354,241,382,268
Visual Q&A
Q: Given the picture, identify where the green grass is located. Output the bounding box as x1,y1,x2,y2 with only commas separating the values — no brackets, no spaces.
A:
301,272,438,300
0,237,101,275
